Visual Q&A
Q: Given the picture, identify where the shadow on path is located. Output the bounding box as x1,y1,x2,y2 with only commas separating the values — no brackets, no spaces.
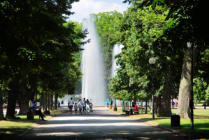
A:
19,108,188,140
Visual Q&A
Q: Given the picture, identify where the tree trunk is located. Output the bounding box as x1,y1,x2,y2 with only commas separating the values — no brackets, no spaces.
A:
154,97,160,115
6,80,18,119
6,92,17,119
177,49,192,118
18,86,30,115
157,70,172,117
145,100,148,114
18,97,29,115
47,94,51,110
0,90,4,120
44,93,48,111
157,87,171,117
55,93,58,109
50,95,53,110
40,92,45,111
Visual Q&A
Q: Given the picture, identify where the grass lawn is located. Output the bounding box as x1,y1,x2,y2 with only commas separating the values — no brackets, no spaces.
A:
152,117,209,131
109,107,123,114
110,108,209,139
0,115,41,136
0,109,67,137
162,109,209,132
0,119,36,135
151,115,209,139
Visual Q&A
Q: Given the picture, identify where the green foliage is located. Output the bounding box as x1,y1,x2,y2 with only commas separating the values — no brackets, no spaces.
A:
107,5,180,101
205,87,209,101
201,49,209,63
0,0,86,116
95,11,123,83
193,78,208,102
36,20,85,97
96,0,209,118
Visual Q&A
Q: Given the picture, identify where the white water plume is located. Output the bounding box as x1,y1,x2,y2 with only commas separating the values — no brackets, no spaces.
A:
111,44,123,106
112,44,123,77
81,17,106,106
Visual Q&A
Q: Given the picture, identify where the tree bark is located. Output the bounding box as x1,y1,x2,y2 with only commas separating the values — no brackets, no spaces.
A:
18,86,30,115
44,93,48,111
145,100,148,114
157,71,172,117
40,92,45,111
55,93,58,109
154,96,159,115
47,94,52,110
177,49,192,118
18,96,29,115
0,90,4,120
50,95,53,110
6,79,18,119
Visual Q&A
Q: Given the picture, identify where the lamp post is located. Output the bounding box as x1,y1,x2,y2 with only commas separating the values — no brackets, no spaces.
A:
149,57,156,119
187,42,194,129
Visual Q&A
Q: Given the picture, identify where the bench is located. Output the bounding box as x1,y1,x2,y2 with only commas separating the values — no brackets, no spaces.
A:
137,106,145,113
124,107,140,115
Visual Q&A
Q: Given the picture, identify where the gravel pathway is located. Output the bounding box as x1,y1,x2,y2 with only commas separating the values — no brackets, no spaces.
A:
21,107,187,140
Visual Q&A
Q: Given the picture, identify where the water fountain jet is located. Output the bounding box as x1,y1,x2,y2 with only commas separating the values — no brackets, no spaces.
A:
81,17,107,106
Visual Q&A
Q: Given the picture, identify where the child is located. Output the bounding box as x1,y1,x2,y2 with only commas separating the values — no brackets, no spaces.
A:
78,99,83,114
86,103,90,112
86,99,90,112
90,102,93,112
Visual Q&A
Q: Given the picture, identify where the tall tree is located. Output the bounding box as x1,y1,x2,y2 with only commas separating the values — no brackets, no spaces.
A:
0,0,85,119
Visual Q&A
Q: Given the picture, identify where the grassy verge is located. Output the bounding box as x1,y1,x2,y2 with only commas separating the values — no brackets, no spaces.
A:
50,109,69,116
151,116,209,139
0,115,42,136
0,109,67,137
110,108,209,139
109,107,123,114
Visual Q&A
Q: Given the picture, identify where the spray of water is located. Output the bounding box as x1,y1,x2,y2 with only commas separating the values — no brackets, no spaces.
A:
112,44,123,77
111,44,123,106
81,17,106,106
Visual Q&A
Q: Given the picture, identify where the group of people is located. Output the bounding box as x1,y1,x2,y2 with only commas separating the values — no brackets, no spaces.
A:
68,98,93,113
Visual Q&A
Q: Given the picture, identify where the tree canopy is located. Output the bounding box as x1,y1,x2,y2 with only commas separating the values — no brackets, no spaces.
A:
0,0,86,119
95,0,209,117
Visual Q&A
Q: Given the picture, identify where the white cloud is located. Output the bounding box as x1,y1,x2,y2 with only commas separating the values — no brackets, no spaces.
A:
69,0,128,22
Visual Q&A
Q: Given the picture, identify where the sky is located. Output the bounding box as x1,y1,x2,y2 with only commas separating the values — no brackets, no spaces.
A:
69,0,129,22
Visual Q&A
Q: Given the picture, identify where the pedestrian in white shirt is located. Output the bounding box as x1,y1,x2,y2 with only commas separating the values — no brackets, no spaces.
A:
78,99,83,114
68,97,74,112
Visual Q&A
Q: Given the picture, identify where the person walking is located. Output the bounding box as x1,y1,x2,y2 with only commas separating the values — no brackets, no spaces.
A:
78,99,83,114
90,102,93,112
86,99,90,112
110,99,113,109
89,99,93,112
82,98,86,112
68,98,74,113
106,98,109,108
74,102,78,113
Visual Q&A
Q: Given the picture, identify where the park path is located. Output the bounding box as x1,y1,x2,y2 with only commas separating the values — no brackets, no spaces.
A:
22,107,187,140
